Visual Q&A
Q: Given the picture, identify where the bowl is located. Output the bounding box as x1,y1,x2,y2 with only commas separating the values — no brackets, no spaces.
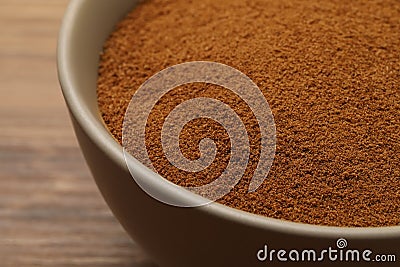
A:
57,0,400,266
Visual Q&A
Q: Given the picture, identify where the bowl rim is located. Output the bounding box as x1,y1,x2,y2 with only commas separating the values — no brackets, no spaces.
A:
57,0,400,239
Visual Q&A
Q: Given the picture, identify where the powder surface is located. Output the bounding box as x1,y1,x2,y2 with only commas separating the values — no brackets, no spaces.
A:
97,0,400,227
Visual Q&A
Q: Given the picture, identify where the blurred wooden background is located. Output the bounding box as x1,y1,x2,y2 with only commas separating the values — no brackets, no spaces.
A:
0,1,155,266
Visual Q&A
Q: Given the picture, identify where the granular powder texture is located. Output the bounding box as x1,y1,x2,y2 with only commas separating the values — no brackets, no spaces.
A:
97,0,400,227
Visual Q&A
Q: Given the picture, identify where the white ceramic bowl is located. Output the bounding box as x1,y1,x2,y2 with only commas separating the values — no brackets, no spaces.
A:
57,1,400,266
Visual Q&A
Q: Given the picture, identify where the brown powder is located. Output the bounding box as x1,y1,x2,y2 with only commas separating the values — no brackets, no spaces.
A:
97,0,400,227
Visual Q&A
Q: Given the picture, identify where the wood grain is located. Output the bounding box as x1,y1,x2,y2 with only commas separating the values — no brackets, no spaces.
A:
0,1,156,266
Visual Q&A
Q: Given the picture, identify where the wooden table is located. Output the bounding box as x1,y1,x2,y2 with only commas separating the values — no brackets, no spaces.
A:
0,1,156,266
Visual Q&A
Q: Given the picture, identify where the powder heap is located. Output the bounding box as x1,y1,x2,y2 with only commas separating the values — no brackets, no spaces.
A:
97,0,400,227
